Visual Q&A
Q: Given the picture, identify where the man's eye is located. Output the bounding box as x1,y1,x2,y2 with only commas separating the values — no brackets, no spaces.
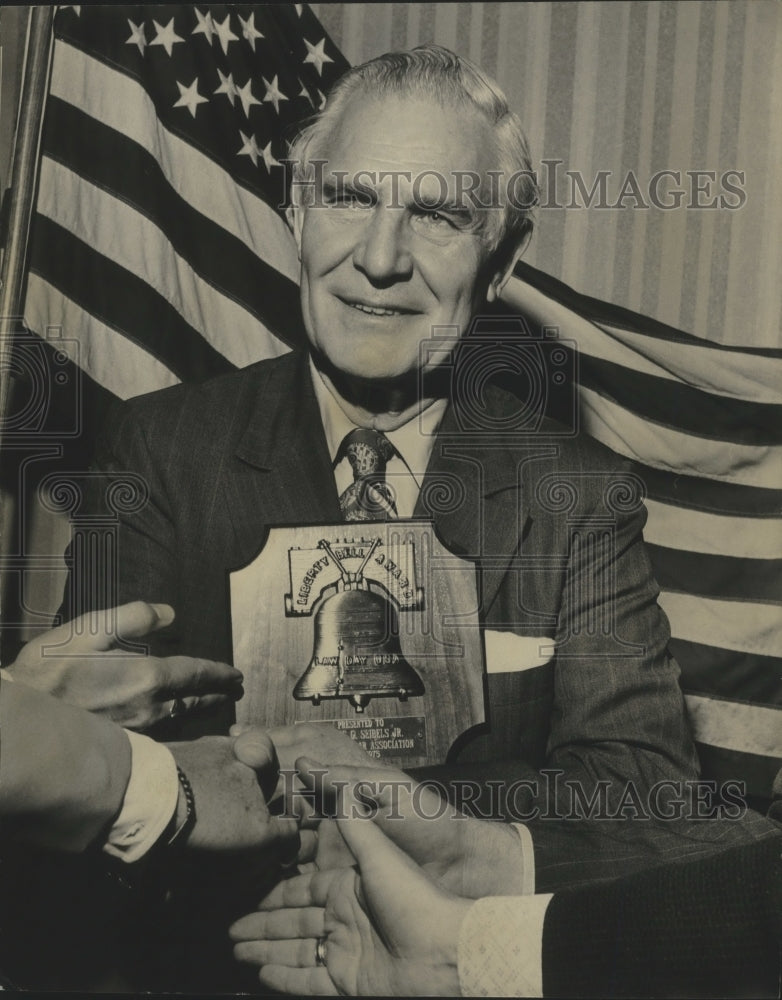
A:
416,208,453,226
328,191,371,208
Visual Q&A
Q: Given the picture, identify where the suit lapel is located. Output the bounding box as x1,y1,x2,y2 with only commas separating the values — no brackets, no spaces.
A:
223,353,342,565
221,358,530,611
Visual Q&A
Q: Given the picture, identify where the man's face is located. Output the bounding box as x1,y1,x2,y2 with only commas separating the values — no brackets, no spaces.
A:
291,94,507,382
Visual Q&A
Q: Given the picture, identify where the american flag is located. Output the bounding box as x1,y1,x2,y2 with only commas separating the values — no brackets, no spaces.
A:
21,5,782,801
24,4,345,399
503,266,782,803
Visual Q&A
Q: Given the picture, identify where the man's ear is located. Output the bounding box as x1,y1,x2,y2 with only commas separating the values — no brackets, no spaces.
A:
485,227,532,303
286,203,304,260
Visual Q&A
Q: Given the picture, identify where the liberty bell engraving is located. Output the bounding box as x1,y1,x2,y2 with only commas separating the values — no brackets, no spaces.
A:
291,538,425,712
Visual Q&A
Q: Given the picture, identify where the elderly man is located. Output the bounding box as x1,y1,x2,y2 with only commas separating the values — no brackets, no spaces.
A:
17,40,774,993
44,45,710,890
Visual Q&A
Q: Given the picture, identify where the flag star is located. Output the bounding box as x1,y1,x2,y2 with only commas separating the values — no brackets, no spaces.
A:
213,13,238,55
316,89,326,110
236,78,261,117
238,11,264,51
303,37,334,77
126,19,147,55
174,78,209,117
238,131,261,168
261,141,281,172
192,8,216,45
298,80,314,106
262,75,288,114
294,4,303,16
150,18,185,57
215,69,238,106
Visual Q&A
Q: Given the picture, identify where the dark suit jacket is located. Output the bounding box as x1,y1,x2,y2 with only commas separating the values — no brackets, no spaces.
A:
64,348,781,887
53,349,782,993
543,833,782,997
64,350,694,773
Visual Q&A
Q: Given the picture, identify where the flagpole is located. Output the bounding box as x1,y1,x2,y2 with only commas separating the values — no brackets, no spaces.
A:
0,4,54,452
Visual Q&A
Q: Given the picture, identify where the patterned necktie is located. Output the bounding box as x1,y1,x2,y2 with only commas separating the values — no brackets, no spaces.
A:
338,428,398,521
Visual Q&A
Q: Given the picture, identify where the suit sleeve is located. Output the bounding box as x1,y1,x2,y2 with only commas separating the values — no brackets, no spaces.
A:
520,465,719,889
414,450,714,888
542,835,782,998
541,491,698,790
0,671,132,851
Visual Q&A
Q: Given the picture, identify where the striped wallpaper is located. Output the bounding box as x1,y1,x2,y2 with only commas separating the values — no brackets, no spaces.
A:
311,1,782,349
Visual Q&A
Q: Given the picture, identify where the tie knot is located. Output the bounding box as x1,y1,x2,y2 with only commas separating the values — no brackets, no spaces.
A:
341,428,395,479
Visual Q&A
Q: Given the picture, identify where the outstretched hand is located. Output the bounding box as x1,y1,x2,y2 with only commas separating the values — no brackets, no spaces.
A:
276,756,529,897
230,770,469,996
8,602,243,730
232,722,378,808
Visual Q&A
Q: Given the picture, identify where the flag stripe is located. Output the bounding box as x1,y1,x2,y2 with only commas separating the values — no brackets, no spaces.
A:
41,98,307,352
659,591,781,658
670,639,782,706
684,694,782,758
36,157,295,369
48,41,301,282
644,498,782,559
578,351,782,446
636,463,782,518
580,386,782,490
694,743,780,802
25,274,181,400
503,272,782,401
514,261,782,359
27,217,236,384
647,544,782,604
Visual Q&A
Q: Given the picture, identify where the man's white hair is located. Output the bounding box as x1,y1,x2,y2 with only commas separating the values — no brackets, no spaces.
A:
287,44,539,254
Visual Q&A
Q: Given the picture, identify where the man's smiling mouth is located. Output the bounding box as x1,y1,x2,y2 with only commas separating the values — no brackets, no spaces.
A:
351,303,402,316
339,296,418,317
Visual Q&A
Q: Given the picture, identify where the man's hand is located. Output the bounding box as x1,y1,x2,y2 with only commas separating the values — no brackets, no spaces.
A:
235,723,378,778
167,735,299,858
291,757,528,898
232,723,379,815
7,602,243,730
230,778,469,996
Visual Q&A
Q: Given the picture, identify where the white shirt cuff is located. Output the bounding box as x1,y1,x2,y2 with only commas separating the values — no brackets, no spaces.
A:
103,731,178,863
512,822,536,894
457,893,553,997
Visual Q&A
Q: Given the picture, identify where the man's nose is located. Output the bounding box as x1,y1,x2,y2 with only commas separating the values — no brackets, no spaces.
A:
352,207,413,283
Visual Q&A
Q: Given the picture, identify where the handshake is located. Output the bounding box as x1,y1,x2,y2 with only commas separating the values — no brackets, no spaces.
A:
1,601,527,997
2,600,392,860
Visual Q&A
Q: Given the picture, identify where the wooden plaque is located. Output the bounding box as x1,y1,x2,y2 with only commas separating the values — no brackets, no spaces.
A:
231,520,485,767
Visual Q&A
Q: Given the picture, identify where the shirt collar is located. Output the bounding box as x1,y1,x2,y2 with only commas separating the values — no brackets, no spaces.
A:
309,356,446,483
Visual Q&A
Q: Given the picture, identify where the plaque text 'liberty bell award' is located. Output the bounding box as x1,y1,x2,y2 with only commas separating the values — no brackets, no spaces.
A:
231,522,485,766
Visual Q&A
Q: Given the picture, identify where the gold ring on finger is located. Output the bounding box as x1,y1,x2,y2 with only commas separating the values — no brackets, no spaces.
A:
169,697,186,718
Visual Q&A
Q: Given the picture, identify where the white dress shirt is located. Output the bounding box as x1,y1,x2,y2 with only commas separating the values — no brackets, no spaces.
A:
0,668,178,864
457,892,552,997
103,730,178,863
